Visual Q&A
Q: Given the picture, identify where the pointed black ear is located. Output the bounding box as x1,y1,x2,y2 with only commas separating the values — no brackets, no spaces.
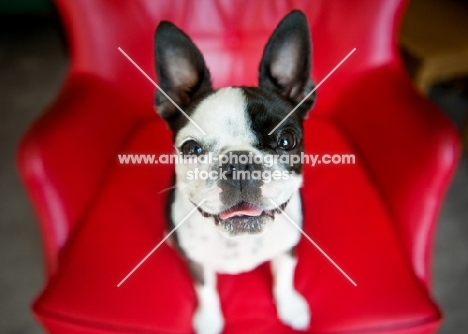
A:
155,21,212,128
259,10,315,118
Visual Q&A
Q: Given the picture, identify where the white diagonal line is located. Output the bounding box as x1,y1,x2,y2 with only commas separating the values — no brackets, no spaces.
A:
268,48,356,135
117,199,206,287
118,47,207,136
269,199,357,286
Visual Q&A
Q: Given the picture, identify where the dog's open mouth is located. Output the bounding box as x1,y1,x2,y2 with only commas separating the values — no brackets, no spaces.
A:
216,202,272,236
197,200,290,237
219,202,266,220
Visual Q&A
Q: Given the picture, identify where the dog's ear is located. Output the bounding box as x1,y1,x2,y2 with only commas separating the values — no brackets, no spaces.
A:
259,10,315,119
155,22,212,128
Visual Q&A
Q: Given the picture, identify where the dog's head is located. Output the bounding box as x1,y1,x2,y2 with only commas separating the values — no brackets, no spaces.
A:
155,10,315,237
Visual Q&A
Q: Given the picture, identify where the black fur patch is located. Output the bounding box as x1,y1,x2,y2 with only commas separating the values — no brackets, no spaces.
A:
242,87,305,175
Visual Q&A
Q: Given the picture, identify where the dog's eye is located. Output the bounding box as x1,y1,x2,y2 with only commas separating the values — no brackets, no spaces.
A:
277,131,297,150
181,140,204,156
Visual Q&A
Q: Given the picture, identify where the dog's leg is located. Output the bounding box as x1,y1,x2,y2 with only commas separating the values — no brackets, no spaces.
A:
271,251,311,330
191,262,224,334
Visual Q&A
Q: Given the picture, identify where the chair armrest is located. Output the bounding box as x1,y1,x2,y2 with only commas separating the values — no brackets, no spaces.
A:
328,65,461,286
17,73,153,276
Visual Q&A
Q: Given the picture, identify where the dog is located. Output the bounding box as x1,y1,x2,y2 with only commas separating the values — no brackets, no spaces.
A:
154,10,316,334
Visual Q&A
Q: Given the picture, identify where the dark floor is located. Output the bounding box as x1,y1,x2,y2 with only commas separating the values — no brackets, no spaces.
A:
0,18,467,334
0,17,67,333
430,83,468,333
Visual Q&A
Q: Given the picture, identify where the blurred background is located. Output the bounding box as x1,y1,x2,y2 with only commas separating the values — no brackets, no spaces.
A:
0,0,467,333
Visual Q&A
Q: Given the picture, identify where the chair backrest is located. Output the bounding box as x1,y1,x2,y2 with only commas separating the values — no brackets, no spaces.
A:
58,0,406,105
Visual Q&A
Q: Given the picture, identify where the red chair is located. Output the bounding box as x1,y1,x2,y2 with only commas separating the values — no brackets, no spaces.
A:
18,0,460,332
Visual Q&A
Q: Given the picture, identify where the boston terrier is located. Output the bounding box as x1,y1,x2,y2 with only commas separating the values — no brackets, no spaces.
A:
155,10,316,334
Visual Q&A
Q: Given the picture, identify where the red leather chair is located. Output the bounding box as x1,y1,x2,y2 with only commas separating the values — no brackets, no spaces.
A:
17,0,461,333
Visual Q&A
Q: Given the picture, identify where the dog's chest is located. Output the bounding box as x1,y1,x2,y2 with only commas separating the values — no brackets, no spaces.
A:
172,194,303,274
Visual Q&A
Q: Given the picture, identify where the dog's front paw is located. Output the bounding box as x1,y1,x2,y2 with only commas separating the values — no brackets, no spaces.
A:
193,304,224,334
276,289,311,330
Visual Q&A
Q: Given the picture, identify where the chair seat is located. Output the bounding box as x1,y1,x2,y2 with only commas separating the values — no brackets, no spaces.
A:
33,115,440,333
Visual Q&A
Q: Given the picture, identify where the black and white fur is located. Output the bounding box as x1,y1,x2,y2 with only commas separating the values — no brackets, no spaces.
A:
155,10,316,334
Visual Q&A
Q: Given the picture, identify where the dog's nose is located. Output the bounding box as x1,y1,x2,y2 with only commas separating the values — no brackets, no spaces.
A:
220,150,263,191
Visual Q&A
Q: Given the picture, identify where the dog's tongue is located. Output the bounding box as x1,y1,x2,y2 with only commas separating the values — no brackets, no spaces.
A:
219,203,263,220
